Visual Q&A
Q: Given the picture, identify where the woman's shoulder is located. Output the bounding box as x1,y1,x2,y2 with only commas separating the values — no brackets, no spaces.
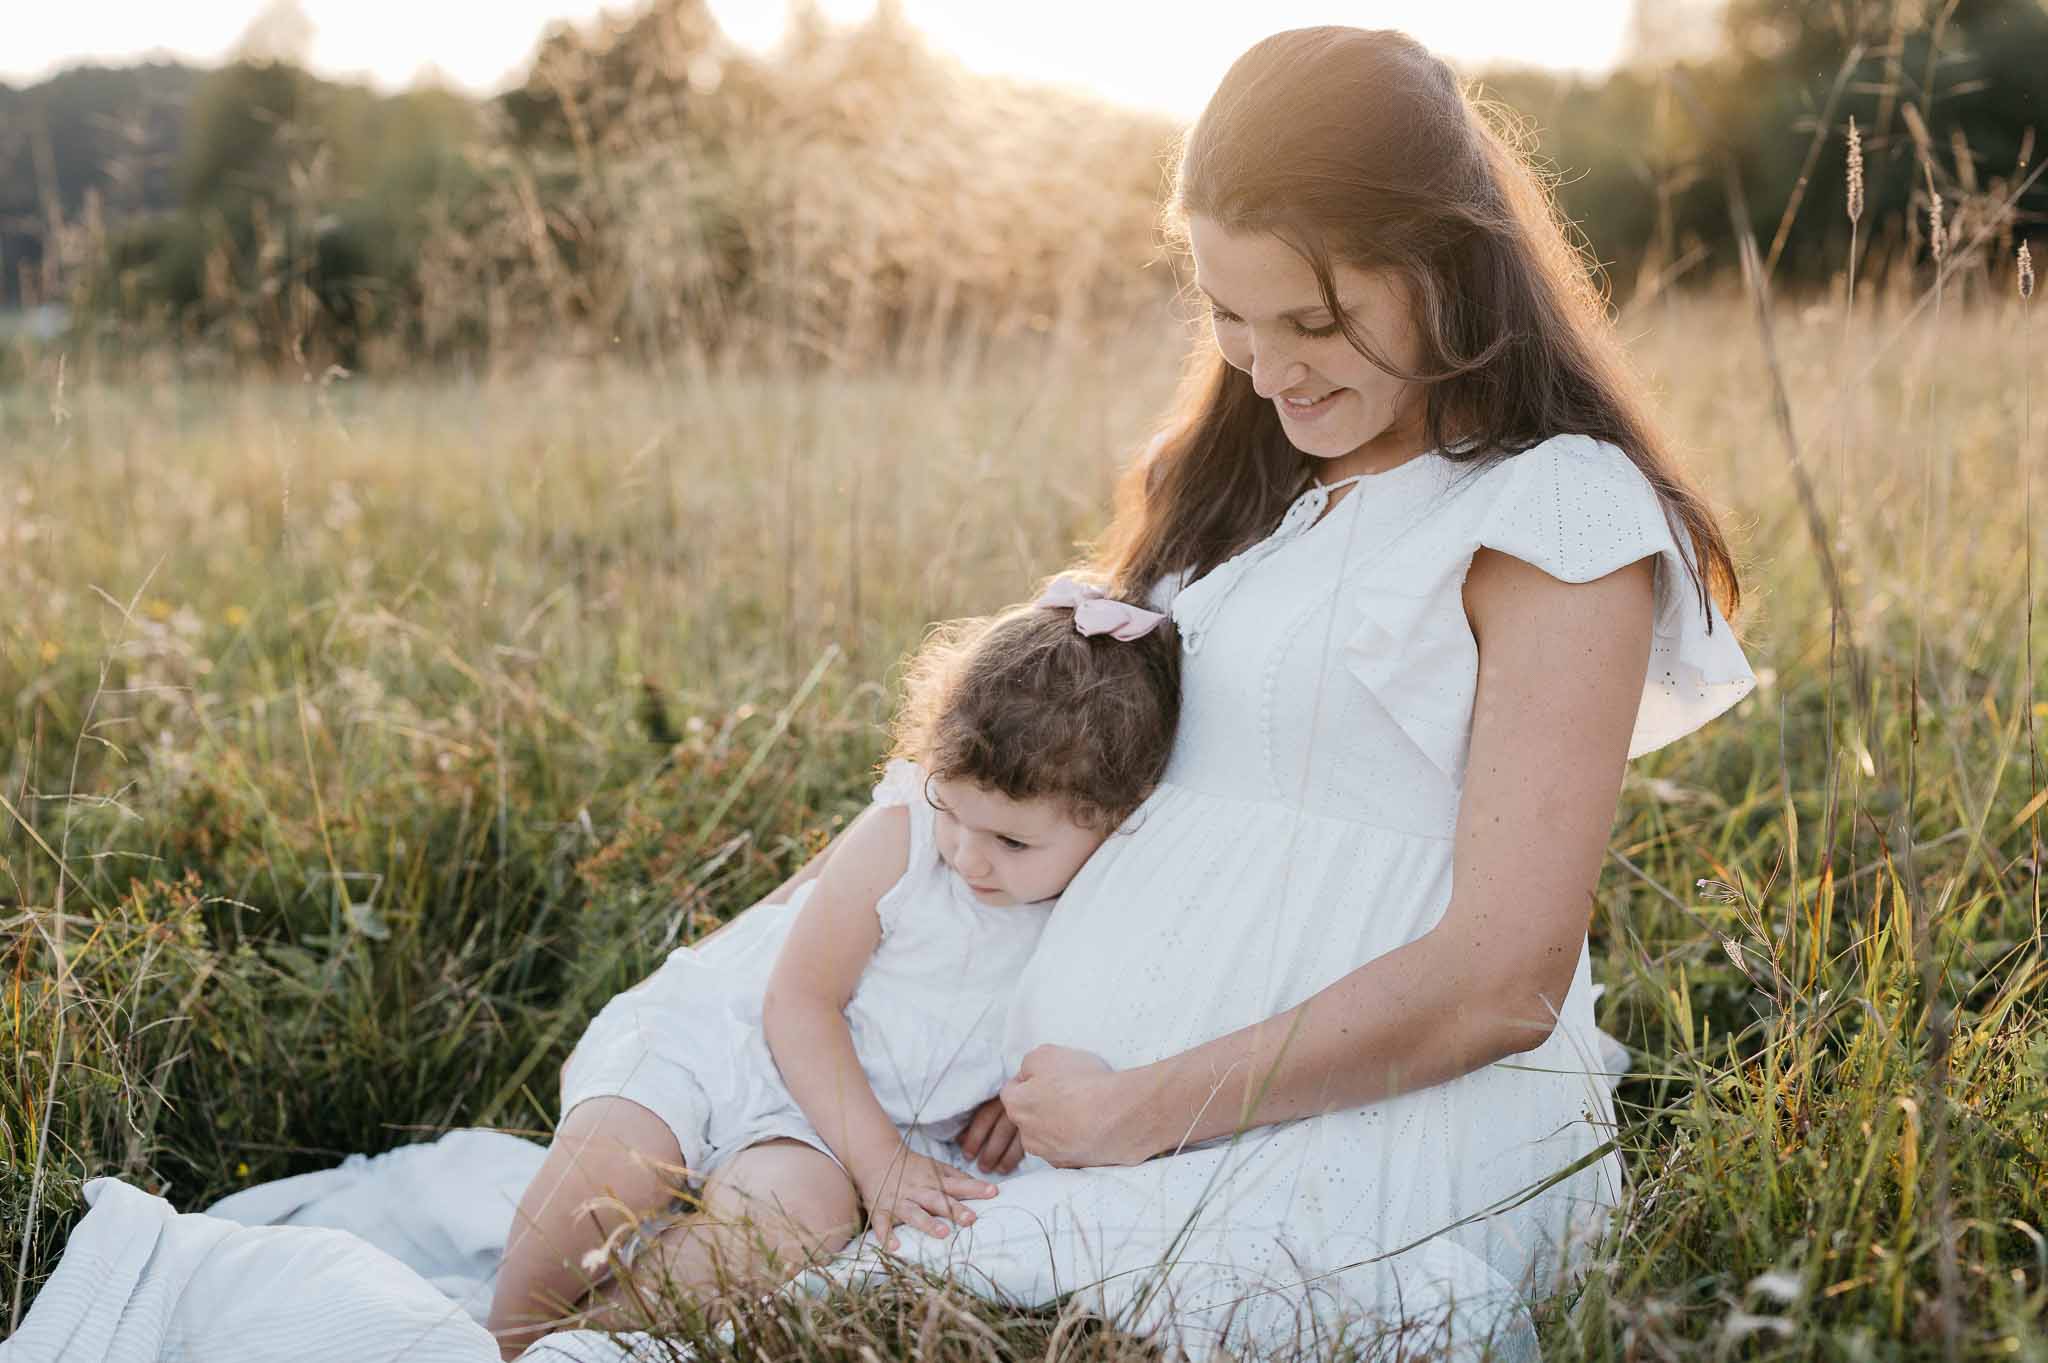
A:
1439,434,1686,587
1445,433,1652,509
1344,432,1754,775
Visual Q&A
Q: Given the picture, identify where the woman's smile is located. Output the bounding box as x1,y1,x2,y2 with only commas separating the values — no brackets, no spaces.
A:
1278,388,1349,423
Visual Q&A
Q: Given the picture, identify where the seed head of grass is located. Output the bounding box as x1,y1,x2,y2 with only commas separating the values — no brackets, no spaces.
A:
1846,116,1864,225
2022,240,2036,300
1929,191,1946,263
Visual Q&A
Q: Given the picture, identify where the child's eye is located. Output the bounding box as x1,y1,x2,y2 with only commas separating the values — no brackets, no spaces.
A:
1209,305,1243,326
997,836,1029,851
1293,319,1343,339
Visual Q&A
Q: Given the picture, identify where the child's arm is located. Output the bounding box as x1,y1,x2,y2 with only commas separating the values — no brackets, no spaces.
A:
761,807,996,1247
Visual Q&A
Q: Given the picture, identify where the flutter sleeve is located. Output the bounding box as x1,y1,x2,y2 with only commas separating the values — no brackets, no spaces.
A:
870,757,926,810
1342,434,1756,785
865,758,936,935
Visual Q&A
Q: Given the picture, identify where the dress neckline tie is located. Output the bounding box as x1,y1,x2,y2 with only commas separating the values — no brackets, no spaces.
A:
1175,473,1369,653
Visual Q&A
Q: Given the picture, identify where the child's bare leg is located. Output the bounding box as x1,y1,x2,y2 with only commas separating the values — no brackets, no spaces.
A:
488,1097,686,1360
581,1137,860,1331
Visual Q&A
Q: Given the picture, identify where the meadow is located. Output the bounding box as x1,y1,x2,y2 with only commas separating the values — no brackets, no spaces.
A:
3,283,2045,1360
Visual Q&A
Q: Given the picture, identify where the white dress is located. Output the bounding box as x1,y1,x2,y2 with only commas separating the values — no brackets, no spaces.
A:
820,435,1756,1359
560,760,1054,1177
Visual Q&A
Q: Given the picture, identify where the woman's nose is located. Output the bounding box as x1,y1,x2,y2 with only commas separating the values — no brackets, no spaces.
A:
1248,340,1307,399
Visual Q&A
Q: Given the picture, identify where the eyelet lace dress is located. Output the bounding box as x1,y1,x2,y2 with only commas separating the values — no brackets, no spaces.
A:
812,435,1755,1361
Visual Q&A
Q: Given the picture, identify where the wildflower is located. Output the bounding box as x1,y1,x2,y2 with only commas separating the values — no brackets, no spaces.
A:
224,604,249,628
1696,878,1743,905
39,640,60,664
1845,116,1864,224
145,597,174,622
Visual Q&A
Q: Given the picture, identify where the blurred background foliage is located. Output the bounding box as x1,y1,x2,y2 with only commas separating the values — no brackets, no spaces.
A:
2,0,2046,374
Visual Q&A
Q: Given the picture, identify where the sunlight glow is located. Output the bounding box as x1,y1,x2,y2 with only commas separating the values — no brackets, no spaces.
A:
1,1,617,91
705,0,1634,118
6,1,1631,108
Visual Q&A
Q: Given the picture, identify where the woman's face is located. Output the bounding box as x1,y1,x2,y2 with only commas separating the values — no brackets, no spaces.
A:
1187,214,1431,478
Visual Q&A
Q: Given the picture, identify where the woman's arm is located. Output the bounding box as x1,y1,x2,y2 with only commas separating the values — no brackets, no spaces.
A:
1001,549,1656,1166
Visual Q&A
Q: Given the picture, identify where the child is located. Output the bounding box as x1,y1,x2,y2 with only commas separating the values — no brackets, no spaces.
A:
488,576,1181,1355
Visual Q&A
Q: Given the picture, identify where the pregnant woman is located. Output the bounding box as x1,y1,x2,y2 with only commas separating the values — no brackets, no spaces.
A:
2,24,1758,1363
699,24,1756,1358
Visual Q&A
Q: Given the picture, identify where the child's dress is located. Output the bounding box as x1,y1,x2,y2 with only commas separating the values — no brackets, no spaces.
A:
560,759,1053,1180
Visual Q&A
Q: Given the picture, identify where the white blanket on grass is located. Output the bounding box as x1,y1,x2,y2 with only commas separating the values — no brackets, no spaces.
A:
0,1131,671,1363
4,1125,1548,1363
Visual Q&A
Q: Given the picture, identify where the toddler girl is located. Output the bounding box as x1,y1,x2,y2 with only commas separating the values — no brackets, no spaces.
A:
488,576,1180,1355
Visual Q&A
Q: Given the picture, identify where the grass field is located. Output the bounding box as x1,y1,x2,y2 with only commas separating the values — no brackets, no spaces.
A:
3,288,2045,1359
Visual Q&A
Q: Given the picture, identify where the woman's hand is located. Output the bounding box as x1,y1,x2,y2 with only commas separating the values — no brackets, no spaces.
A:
850,1147,998,1251
956,1095,1026,1175
999,1045,1152,1168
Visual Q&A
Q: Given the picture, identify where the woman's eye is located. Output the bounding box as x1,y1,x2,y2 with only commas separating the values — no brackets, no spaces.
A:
1210,305,1340,340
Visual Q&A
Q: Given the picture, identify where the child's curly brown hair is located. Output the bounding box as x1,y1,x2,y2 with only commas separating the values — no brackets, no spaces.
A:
890,583,1182,832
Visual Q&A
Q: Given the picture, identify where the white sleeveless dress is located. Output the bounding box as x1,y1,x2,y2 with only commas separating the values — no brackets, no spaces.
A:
560,760,1053,1177
817,435,1755,1359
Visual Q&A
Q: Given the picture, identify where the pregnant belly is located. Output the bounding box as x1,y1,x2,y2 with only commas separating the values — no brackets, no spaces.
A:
1003,784,1457,1071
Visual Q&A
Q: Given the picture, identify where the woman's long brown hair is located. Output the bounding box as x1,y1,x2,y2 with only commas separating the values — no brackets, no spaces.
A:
1092,27,1740,624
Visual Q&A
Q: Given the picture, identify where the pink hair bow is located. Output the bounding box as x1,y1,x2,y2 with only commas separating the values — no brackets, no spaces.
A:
1035,575,1168,641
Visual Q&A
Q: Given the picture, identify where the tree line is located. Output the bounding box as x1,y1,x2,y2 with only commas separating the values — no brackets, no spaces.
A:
3,0,2042,371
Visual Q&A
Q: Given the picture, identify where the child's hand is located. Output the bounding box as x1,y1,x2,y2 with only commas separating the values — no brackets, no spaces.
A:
852,1147,998,1251
957,1094,1026,1174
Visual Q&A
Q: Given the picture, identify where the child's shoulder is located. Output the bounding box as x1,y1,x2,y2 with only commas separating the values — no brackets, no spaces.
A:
866,757,940,869
815,795,915,913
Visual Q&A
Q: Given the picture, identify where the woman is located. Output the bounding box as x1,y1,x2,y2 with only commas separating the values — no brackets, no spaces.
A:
606,24,1754,1359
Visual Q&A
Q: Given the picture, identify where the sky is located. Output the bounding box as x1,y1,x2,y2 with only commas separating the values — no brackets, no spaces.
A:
1,0,1639,118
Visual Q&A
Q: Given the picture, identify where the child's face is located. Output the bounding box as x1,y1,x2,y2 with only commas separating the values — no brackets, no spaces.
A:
927,778,1109,907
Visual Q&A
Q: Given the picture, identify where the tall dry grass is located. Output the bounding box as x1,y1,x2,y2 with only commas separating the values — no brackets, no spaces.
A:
4,279,2046,1356
19,5,1183,383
